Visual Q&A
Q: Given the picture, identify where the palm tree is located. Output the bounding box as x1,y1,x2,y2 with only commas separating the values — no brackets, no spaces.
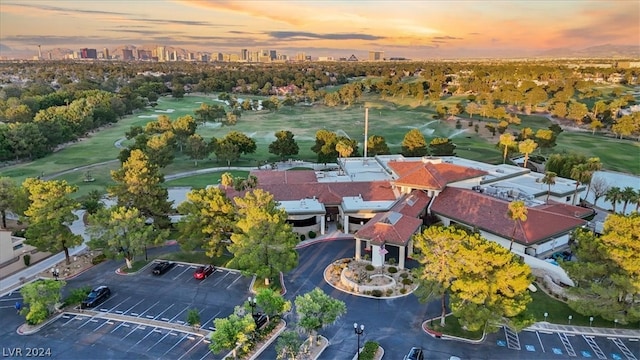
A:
541,171,556,204
620,186,636,214
634,189,640,212
604,187,622,213
584,157,602,197
507,200,528,251
499,133,516,164
518,139,538,169
570,164,592,206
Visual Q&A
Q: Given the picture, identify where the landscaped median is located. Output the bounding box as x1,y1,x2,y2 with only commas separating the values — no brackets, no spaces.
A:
422,315,486,344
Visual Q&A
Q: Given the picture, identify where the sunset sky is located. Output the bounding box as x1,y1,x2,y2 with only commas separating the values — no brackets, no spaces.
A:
1,0,638,59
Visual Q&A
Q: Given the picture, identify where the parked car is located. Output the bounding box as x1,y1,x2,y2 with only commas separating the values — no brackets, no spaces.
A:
551,251,572,262
403,347,424,360
193,265,215,280
152,261,176,275
81,286,111,309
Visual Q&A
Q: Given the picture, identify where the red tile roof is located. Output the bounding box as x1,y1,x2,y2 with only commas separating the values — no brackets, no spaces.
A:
354,211,423,246
388,160,486,190
390,190,431,217
430,187,586,245
222,181,397,206
535,203,595,219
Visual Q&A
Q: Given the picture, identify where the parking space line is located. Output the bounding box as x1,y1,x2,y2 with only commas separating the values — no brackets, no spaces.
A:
148,331,178,352
121,324,143,340
134,327,158,346
177,336,204,360
122,299,146,315
77,316,100,329
210,272,231,286
536,331,545,353
558,333,577,357
226,274,243,289
110,322,127,333
198,349,212,360
154,304,174,320
93,319,114,332
200,310,221,329
166,334,192,356
106,296,132,313
609,337,637,360
173,266,194,280
582,335,606,359
61,315,80,326
169,305,191,323
137,300,160,318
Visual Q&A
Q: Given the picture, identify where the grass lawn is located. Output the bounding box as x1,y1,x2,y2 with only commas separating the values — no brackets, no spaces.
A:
252,276,284,294
120,260,151,274
160,251,232,267
2,92,638,192
526,286,640,329
425,315,484,340
164,170,249,188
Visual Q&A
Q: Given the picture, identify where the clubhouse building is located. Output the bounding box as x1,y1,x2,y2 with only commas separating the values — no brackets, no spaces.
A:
221,155,594,285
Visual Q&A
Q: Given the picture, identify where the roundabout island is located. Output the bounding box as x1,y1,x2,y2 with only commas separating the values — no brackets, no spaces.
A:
324,258,419,299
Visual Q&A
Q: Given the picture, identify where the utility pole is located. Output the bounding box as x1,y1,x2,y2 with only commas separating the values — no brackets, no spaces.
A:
363,107,369,160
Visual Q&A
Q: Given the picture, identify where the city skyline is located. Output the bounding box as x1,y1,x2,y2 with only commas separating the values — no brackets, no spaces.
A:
1,0,639,59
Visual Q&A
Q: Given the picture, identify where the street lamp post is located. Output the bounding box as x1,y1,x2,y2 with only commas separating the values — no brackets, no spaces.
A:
247,297,257,316
614,319,618,328
544,312,548,322
354,322,364,360
589,317,594,327
568,315,572,325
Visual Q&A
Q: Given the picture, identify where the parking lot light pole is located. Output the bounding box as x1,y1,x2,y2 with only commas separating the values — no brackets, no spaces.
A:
544,312,548,322
354,322,364,360
589,317,594,327
568,315,572,325
247,297,257,316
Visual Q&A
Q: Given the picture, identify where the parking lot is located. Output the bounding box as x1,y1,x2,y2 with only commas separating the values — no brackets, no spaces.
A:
0,260,254,360
497,327,639,360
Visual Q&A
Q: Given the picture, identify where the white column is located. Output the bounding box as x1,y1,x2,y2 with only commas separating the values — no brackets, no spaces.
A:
407,239,414,257
343,214,349,234
355,238,361,260
399,245,406,269
371,245,384,267
320,215,325,235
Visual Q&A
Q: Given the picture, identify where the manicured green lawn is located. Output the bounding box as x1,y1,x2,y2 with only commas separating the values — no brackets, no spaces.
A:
425,315,484,340
165,170,249,188
2,92,638,193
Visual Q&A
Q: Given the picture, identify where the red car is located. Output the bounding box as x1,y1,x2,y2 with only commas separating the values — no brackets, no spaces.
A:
193,265,215,280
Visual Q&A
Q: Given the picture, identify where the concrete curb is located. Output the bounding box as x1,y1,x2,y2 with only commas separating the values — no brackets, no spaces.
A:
421,316,486,344
16,312,66,335
351,343,385,360
247,319,287,360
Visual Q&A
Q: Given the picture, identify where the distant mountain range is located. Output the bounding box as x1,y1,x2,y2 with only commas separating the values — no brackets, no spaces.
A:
1,43,639,60
535,44,640,58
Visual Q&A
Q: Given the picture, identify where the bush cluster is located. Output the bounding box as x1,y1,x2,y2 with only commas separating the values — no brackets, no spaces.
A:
388,266,397,273
63,286,91,307
365,264,375,271
371,289,383,297
92,254,107,265
300,234,306,241
308,231,316,239
359,341,380,360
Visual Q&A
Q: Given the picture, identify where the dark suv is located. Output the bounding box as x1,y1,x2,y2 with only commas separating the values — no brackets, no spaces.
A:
152,261,176,275
81,286,111,309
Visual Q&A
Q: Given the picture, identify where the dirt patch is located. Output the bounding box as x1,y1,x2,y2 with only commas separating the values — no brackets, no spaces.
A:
38,251,102,280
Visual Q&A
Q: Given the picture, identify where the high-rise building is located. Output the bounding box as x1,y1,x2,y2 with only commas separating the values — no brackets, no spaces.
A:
295,52,306,61
103,48,110,60
121,49,134,61
368,51,384,61
240,49,248,61
269,50,277,60
80,48,98,59
156,46,166,61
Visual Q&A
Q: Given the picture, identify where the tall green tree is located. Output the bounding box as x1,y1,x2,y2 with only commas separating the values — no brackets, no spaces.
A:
366,135,390,156
311,129,339,164
268,130,299,160
0,177,18,228
209,311,256,357
176,187,235,257
225,131,257,156
563,214,640,324
451,233,533,331
428,137,456,156
172,115,197,152
620,186,637,214
109,149,172,228
22,178,82,265
413,226,466,326
401,128,428,157
295,287,347,343
276,331,304,360
570,164,592,205
255,288,292,323
215,139,240,167
185,134,209,166
228,189,299,284
87,206,168,269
